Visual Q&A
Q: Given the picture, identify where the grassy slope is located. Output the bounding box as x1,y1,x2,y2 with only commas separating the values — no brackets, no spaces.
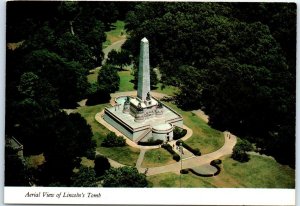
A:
75,104,139,166
142,148,176,168
103,21,126,48
153,83,179,96
147,155,295,188
118,70,135,92
163,102,224,154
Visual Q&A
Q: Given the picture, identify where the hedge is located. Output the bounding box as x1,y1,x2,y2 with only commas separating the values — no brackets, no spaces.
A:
180,169,189,174
176,140,201,156
138,139,163,146
210,159,222,176
161,143,180,162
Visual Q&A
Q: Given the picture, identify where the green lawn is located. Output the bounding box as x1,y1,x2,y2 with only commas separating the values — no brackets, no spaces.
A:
163,102,224,154
142,148,175,167
87,68,100,84
81,157,95,168
147,172,216,188
118,70,135,92
103,20,126,48
97,146,140,167
147,155,295,188
75,104,140,166
153,83,179,96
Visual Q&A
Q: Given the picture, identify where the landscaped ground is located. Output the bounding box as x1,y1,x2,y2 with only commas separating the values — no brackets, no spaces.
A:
87,67,100,84
153,83,179,96
103,20,126,48
141,148,176,168
147,155,295,188
118,70,135,92
75,104,140,166
163,102,224,154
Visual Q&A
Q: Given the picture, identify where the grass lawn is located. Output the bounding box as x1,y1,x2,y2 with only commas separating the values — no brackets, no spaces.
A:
97,146,140,167
142,148,176,168
153,83,179,96
147,155,295,188
87,72,98,84
75,104,140,166
163,102,224,154
81,157,95,168
103,20,126,48
147,172,216,188
118,70,135,92
25,154,45,169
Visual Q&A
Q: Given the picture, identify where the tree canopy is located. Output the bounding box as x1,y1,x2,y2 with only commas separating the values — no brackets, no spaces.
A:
124,2,295,167
102,166,148,187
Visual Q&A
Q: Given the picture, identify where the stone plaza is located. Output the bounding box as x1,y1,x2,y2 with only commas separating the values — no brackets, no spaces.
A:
102,38,183,143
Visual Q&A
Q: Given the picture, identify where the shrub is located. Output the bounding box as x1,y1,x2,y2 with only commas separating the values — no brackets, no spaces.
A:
161,143,180,162
180,169,189,174
138,139,163,146
210,159,222,165
231,139,253,162
189,168,213,177
176,140,201,156
173,127,187,140
172,154,180,162
101,132,126,147
94,155,111,177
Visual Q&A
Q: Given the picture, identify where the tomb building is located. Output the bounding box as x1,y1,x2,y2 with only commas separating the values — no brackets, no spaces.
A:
103,38,183,143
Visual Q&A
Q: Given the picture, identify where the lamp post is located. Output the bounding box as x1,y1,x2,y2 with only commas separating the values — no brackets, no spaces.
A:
179,142,183,188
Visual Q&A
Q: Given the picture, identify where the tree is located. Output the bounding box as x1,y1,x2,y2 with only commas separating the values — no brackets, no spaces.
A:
54,32,95,70
5,146,29,186
86,83,111,106
107,49,131,70
40,112,94,185
8,72,59,155
71,166,97,187
101,132,126,147
22,49,89,107
102,166,148,187
94,155,111,177
231,139,253,162
97,64,120,93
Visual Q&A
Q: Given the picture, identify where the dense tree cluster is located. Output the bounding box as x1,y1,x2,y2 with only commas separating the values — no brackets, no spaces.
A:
5,1,121,186
124,2,296,167
101,132,126,147
102,166,148,187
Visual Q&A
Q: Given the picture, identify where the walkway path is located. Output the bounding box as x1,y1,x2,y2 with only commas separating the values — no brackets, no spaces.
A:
141,132,237,176
102,39,126,64
136,149,147,168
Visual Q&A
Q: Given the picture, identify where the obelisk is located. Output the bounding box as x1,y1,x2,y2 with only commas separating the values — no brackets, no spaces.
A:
137,37,150,101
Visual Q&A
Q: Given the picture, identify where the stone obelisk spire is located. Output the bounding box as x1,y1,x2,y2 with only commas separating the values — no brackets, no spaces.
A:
137,37,150,101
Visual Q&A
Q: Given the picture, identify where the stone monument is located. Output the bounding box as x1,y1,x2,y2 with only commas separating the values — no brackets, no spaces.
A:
103,38,183,143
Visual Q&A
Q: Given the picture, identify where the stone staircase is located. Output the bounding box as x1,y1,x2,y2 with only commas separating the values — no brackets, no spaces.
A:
135,128,152,143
